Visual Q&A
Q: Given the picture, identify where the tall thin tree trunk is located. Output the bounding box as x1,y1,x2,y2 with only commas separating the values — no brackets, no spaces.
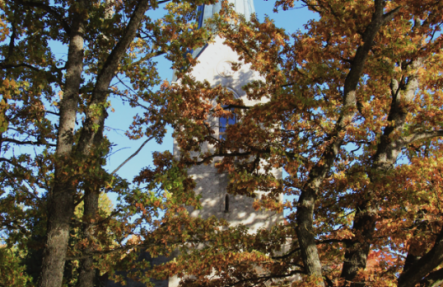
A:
76,1,113,284
75,187,101,287
39,3,87,286
76,114,105,287
75,1,149,286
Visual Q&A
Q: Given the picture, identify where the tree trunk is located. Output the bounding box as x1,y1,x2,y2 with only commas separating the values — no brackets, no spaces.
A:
76,186,100,287
75,1,149,286
296,184,324,278
340,201,377,286
341,59,422,284
76,112,105,287
39,2,87,286
398,228,443,287
76,0,113,283
295,2,387,283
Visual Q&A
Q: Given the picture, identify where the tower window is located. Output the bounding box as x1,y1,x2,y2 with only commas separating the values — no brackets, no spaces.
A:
219,107,236,140
224,194,229,212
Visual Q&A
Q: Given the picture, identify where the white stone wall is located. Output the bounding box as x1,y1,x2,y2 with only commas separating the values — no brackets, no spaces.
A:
107,20,284,287
173,36,283,234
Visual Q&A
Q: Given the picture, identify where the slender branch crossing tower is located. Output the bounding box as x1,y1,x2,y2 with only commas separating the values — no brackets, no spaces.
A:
173,0,282,235
107,2,282,286
168,1,283,286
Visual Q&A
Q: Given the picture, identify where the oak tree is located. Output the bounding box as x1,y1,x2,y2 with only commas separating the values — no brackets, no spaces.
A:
0,0,214,286
139,0,443,286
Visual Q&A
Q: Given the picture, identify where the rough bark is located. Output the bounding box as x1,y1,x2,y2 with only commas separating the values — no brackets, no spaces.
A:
420,268,443,287
341,59,422,285
75,117,105,287
76,0,149,157
398,228,443,287
75,185,100,287
75,1,149,286
39,2,87,287
294,1,389,284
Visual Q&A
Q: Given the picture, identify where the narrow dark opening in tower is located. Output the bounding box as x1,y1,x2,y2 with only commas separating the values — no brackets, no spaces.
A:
219,106,237,140
224,194,229,212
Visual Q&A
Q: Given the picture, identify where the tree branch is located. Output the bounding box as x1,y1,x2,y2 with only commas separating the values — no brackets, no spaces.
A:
297,0,390,279
404,130,443,144
381,6,402,24
272,239,348,260
221,104,252,110
0,157,28,170
398,227,443,287
0,63,64,85
1,167,40,200
420,267,443,287
91,0,149,103
0,62,41,71
191,145,273,166
1,137,56,147
45,110,60,116
65,234,184,260
18,0,71,34
6,10,17,63
111,136,154,175
76,0,150,160
225,270,306,287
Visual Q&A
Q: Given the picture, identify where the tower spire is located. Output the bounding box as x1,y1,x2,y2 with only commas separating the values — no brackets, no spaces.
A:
197,0,256,29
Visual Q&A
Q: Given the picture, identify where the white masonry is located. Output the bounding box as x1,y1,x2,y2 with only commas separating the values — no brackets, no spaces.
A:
173,0,282,235
107,2,282,286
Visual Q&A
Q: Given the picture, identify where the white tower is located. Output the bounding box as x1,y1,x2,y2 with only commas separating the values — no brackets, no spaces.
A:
173,0,282,234
106,2,282,287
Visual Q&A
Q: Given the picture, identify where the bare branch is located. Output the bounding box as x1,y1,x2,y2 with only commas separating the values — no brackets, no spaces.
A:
381,6,402,24
272,239,348,260
0,157,28,170
111,136,155,175
0,63,64,85
92,0,150,103
6,11,17,63
0,218,30,235
45,110,60,116
404,130,443,144
0,62,41,71
73,195,85,208
221,104,252,110
1,137,56,147
226,270,306,287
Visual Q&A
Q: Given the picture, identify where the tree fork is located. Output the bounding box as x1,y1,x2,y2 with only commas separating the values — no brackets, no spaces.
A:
295,1,390,284
75,1,150,286
341,59,422,285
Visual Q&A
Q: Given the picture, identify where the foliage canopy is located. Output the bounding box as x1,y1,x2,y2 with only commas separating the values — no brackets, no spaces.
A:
0,0,213,286
2,0,443,287
143,0,443,286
